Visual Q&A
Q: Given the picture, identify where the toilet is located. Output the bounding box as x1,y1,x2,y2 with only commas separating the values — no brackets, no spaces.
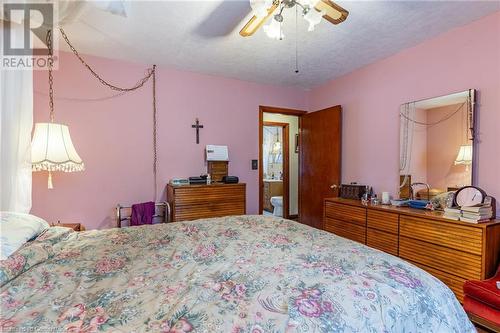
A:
270,196,283,217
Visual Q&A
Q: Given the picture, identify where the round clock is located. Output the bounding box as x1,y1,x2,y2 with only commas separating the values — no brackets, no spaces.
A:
453,186,486,207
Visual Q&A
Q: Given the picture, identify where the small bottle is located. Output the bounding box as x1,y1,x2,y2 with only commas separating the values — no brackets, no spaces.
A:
207,174,211,185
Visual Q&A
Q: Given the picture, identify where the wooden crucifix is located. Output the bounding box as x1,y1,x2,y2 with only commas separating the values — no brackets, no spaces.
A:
191,118,204,144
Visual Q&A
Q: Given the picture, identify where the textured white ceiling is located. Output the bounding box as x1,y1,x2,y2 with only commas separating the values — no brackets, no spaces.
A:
57,1,500,89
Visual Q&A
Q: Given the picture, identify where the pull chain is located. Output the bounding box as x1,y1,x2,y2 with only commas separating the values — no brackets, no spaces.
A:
295,5,299,74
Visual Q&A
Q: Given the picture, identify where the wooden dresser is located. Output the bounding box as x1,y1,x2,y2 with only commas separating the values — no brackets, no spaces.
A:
324,198,500,302
167,183,246,222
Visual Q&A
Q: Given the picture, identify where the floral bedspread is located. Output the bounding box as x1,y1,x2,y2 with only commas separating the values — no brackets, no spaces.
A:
1,215,474,332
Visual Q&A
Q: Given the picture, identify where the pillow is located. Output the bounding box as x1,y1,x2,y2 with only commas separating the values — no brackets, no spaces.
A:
0,212,49,260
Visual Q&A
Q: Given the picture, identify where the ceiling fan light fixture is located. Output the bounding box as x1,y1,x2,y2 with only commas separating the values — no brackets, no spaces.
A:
304,8,324,31
240,0,348,38
264,17,284,40
240,2,279,37
315,0,348,24
250,0,274,18
300,0,321,8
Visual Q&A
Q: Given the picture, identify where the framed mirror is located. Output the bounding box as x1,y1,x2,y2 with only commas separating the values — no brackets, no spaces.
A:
399,89,476,200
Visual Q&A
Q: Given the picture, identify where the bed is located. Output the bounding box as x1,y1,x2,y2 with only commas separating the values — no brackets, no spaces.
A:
1,215,474,332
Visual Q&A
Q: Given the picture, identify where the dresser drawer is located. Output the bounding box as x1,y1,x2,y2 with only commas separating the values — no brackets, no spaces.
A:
324,202,366,226
367,210,399,234
399,236,482,280
175,201,245,221
174,185,245,206
400,216,483,255
367,228,398,256
210,163,228,172
324,217,366,244
407,260,466,302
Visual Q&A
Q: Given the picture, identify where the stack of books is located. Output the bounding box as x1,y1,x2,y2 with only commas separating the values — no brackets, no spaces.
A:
443,207,462,220
443,204,493,223
460,205,494,223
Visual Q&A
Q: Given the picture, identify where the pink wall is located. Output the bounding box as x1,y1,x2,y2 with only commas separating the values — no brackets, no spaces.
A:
309,11,500,216
32,11,500,227
32,53,308,229
403,107,428,186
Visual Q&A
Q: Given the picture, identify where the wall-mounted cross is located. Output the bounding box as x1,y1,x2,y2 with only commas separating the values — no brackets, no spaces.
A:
191,118,204,144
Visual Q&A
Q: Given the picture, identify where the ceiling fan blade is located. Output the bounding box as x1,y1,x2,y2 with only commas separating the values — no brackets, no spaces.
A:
239,3,278,37
315,0,349,25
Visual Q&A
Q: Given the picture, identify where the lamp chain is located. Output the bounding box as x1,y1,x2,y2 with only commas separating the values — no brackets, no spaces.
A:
399,101,466,127
59,28,154,92
54,27,159,201
46,30,55,122
152,65,158,202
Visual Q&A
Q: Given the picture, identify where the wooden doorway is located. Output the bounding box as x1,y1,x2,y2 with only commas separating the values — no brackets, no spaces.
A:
263,122,289,217
259,106,307,219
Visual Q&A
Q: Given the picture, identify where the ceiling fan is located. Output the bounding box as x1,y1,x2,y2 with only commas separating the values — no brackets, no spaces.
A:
240,0,348,39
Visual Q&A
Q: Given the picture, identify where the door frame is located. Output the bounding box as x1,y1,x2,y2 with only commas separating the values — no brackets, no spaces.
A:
259,106,307,219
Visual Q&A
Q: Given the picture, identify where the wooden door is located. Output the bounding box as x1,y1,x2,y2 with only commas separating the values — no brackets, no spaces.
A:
299,105,342,229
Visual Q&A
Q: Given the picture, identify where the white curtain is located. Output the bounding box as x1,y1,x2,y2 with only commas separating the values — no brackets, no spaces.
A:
0,23,33,213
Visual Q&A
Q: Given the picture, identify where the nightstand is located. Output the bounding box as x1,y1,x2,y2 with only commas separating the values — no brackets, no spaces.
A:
51,222,82,231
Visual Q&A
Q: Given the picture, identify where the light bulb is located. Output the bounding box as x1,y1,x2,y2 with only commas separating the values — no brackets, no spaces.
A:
304,8,324,31
250,0,273,18
263,18,284,40
299,0,321,8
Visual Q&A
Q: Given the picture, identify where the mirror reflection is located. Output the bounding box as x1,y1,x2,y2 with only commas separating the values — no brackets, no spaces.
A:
399,90,475,201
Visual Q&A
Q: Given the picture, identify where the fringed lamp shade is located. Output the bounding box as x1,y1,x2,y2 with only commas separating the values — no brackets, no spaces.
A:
31,123,84,187
454,145,473,165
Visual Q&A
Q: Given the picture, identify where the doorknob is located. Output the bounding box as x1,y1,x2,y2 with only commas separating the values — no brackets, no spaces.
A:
330,184,338,189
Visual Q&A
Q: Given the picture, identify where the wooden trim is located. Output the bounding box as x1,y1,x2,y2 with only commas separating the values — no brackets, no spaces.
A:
260,106,307,116
259,106,306,218
259,110,264,215
298,115,303,222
